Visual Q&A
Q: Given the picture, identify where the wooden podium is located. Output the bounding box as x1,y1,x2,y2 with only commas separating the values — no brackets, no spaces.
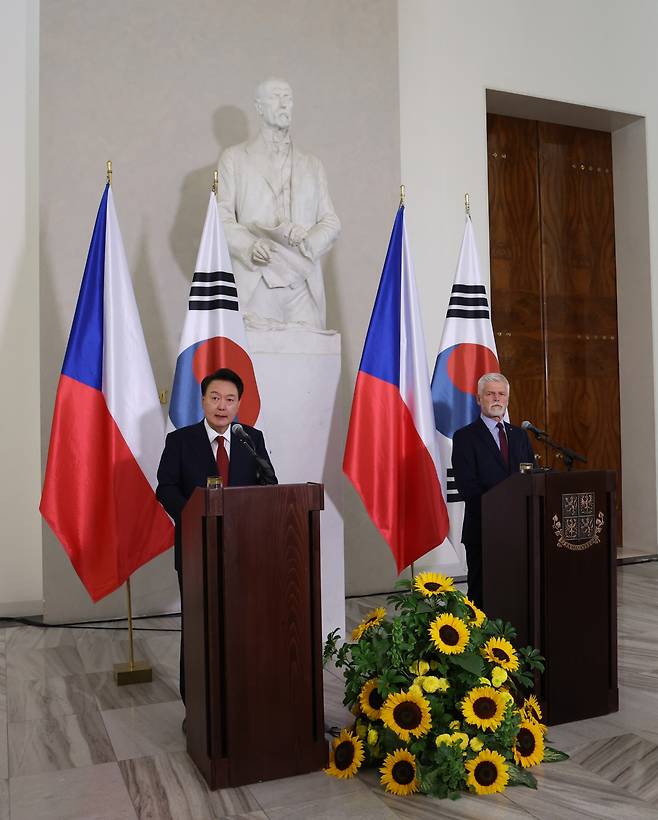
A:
181,483,328,789
481,470,618,725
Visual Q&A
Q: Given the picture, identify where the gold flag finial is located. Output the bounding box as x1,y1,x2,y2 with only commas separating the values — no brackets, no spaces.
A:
400,184,406,206
212,170,218,195
106,160,112,187
465,192,470,216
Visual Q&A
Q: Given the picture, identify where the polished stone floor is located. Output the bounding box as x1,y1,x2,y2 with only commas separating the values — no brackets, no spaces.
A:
1,562,657,819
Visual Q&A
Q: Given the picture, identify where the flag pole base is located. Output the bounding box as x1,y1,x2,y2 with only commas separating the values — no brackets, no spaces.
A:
113,661,153,686
113,577,152,685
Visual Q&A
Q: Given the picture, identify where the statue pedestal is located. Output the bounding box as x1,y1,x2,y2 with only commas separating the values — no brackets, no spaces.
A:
247,329,345,642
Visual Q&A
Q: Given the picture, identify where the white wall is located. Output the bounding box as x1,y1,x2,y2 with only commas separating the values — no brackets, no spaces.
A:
398,0,658,553
39,0,400,613
0,1,42,616
4,1,657,617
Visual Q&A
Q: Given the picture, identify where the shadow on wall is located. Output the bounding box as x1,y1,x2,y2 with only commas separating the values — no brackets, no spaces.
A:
169,106,250,281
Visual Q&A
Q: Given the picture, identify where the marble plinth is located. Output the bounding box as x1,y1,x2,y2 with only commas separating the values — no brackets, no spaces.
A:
248,328,345,642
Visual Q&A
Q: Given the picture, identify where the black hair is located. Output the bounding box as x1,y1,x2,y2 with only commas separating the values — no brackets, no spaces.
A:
200,368,244,398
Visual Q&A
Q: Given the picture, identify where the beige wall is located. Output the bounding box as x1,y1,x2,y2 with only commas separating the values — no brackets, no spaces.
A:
39,0,401,612
4,1,657,616
0,1,41,616
398,0,658,557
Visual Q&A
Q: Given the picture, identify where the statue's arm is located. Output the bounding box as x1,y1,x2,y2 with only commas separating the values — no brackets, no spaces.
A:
217,150,259,270
299,159,341,262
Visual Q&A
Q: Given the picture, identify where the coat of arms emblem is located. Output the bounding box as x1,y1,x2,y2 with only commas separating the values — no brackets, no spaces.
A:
552,492,605,551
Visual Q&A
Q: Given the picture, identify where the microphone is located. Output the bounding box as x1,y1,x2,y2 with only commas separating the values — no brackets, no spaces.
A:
521,420,547,438
231,423,277,485
232,423,254,447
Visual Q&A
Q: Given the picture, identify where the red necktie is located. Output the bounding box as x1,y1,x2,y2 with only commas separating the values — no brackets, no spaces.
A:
216,435,229,483
496,422,509,467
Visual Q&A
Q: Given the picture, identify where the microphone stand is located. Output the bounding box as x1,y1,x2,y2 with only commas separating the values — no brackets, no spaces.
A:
235,436,277,485
530,429,587,472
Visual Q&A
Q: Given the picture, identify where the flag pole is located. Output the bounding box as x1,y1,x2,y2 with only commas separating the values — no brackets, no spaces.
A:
104,159,153,687
114,576,152,685
401,184,413,585
212,169,218,196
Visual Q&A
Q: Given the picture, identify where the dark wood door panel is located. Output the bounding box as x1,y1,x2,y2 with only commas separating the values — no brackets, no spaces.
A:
539,122,621,541
487,116,622,544
487,114,545,457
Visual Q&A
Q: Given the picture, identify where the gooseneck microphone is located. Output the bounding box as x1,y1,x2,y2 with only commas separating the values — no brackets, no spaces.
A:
232,423,277,485
232,423,254,447
521,420,548,438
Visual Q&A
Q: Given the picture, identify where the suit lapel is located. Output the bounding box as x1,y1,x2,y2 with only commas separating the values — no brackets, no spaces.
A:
505,423,522,467
475,417,508,471
246,135,290,200
193,421,217,477
228,431,251,486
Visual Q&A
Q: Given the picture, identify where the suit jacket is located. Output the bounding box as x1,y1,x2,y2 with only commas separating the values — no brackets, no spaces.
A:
451,417,534,546
217,134,341,324
156,421,277,571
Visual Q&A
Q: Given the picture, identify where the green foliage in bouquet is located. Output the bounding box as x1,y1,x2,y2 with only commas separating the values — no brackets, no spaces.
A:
323,572,567,799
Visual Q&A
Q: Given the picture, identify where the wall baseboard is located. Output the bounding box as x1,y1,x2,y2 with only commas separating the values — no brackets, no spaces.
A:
0,599,43,618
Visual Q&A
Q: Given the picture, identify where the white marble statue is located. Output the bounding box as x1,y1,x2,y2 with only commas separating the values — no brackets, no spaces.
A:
217,78,341,330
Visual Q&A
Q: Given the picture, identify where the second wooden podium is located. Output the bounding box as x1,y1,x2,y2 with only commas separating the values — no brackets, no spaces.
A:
481,470,618,726
181,482,328,789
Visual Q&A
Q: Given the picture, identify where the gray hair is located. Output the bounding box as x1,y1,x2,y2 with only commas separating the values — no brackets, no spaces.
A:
477,372,509,394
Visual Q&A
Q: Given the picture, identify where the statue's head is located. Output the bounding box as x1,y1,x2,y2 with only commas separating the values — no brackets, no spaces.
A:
255,77,293,130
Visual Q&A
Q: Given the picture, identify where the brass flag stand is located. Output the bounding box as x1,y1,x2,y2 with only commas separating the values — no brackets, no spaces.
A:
114,576,152,685
103,160,153,687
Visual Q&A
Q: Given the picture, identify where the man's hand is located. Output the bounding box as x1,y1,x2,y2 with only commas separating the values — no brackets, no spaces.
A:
251,239,274,265
287,223,308,247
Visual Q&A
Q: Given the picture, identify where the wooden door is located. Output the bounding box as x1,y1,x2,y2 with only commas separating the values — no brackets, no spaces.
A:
487,114,622,544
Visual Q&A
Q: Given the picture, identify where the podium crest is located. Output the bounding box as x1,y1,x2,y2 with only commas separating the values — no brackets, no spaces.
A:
552,492,605,551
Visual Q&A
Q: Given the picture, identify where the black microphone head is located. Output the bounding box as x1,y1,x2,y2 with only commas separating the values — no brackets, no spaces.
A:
521,420,532,430
231,422,245,437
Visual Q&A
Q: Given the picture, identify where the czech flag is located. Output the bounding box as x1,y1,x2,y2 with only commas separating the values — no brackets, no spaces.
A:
167,192,262,432
343,205,449,572
40,184,174,602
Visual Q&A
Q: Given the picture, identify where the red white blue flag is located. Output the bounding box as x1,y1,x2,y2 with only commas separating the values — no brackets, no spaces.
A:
40,185,174,602
168,193,262,431
343,206,449,572
431,215,501,566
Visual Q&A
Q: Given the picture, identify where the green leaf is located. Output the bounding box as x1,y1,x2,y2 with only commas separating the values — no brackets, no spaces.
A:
507,763,538,789
450,653,485,676
543,746,570,762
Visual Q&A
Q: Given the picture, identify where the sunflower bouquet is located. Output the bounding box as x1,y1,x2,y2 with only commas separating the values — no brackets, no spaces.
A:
323,572,567,799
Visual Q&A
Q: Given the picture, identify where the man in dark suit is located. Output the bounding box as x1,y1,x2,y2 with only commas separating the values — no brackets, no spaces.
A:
156,367,276,705
451,372,534,608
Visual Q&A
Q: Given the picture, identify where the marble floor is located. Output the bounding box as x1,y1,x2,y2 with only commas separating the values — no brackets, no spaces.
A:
1,562,658,819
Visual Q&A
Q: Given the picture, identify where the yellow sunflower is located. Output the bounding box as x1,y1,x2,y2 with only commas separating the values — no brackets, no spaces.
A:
461,686,507,731
380,749,419,795
381,688,432,741
414,571,456,596
521,694,543,724
359,678,385,720
465,749,509,795
325,729,365,779
428,613,470,654
514,720,545,768
463,596,486,626
351,607,386,641
481,637,520,671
